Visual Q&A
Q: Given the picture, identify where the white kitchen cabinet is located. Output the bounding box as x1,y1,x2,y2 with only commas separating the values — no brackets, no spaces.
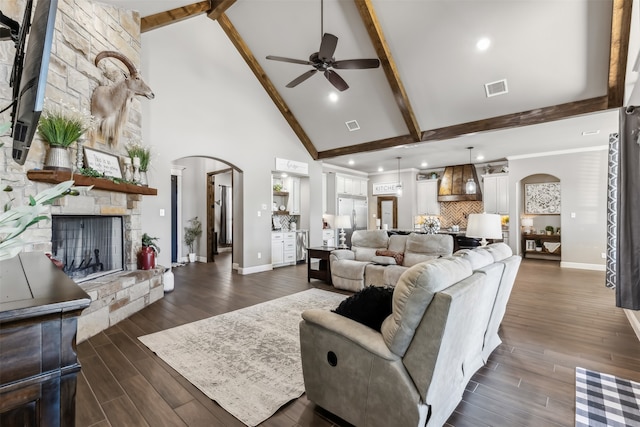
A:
416,179,440,215
286,176,301,214
335,174,367,196
483,174,509,214
272,232,296,267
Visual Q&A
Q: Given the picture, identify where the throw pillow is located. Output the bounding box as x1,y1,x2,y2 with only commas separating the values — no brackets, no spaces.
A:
375,249,404,265
333,286,394,331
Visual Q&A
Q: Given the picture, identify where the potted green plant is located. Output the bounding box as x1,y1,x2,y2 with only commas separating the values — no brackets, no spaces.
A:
184,217,202,262
138,233,160,270
37,104,90,171
126,142,151,186
545,225,554,235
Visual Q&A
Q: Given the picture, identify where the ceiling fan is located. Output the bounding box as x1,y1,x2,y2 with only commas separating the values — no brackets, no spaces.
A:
265,1,380,91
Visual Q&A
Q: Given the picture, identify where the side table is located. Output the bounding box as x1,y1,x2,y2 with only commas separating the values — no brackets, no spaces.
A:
307,247,336,284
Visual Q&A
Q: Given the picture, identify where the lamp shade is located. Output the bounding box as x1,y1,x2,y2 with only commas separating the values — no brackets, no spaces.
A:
521,217,534,228
334,215,351,229
466,213,503,239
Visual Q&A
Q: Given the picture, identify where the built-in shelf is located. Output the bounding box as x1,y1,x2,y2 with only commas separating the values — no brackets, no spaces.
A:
273,191,289,197
27,170,158,196
272,210,290,215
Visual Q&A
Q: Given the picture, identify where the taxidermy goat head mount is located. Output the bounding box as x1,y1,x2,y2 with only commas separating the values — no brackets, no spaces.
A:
90,51,154,145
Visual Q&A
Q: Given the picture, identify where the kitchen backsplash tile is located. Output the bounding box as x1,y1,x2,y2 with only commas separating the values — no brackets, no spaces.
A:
440,201,484,229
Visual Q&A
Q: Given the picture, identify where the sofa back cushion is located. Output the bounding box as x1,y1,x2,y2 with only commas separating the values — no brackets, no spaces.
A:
453,247,494,270
351,230,389,261
483,242,513,261
402,234,454,267
388,234,408,253
381,256,472,356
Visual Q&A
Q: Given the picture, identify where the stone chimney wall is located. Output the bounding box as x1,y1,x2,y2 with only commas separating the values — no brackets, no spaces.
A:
0,0,145,264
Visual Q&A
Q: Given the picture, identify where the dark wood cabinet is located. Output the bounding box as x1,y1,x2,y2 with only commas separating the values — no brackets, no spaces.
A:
522,233,561,260
0,252,91,427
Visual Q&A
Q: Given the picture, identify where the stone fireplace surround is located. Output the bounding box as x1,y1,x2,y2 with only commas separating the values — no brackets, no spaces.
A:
49,186,164,343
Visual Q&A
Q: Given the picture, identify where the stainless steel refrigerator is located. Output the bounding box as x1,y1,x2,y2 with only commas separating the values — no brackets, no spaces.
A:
337,196,368,247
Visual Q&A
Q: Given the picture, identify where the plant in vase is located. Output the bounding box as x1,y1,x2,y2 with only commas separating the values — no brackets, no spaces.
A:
37,102,91,171
184,216,202,262
126,141,151,185
138,232,160,270
0,180,81,261
545,225,554,235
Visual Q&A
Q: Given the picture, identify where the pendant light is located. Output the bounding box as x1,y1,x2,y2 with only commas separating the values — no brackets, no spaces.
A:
465,147,477,195
396,157,403,196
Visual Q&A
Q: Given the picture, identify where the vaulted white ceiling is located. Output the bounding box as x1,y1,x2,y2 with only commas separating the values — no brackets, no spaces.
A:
98,0,639,173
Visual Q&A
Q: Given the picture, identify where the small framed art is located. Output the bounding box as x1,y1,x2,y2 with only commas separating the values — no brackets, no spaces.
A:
83,147,123,179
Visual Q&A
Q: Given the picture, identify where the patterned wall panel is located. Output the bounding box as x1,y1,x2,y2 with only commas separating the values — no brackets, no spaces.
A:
606,133,618,289
439,201,484,229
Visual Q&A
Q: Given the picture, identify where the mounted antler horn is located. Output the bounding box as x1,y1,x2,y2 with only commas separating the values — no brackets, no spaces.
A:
95,50,138,76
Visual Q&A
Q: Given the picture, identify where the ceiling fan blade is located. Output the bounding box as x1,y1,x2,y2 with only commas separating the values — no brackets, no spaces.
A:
286,69,318,88
333,58,380,69
266,55,313,66
318,33,338,62
324,69,349,92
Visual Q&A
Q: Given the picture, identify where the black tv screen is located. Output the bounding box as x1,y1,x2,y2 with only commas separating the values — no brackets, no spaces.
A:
9,0,58,165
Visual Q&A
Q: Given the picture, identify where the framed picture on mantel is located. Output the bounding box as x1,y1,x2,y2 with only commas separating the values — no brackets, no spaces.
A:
83,147,123,179
525,182,560,214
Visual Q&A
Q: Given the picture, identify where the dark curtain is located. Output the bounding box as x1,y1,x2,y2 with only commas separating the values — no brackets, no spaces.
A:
613,107,640,309
219,185,228,246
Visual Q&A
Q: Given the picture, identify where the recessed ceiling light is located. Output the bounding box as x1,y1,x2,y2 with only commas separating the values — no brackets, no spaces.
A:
328,92,339,103
476,155,485,161
421,161,428,167
280,173,288,178
582,130,600,136
348,159,355,165
476,37,491,51
377,167,384,172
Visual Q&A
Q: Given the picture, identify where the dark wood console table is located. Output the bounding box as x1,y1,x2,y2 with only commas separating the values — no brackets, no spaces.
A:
0,252,91,426
307,247,336,285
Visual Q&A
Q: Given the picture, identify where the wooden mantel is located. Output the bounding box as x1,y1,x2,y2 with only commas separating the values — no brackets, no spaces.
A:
27,170,158,196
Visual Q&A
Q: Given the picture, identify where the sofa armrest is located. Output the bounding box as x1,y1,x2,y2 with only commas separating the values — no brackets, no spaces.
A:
301,309,398,361
330,249,355,262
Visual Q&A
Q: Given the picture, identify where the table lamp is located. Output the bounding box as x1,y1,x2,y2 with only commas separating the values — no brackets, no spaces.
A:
466,213,503,246
521,217,534,234
334,215,351,249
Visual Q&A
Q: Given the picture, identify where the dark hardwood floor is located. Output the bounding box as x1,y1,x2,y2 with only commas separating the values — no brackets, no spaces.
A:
76,254,640,427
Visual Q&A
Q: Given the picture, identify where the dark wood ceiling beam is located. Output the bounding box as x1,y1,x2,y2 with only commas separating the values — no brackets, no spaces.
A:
207,0,236,21
141,1,211,33
607,0,633,108
215,13,318,159
354,0,422,142
318,96,609,159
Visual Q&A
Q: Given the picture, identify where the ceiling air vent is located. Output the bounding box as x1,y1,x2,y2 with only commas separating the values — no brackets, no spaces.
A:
345,120,360,132
484,79,508,97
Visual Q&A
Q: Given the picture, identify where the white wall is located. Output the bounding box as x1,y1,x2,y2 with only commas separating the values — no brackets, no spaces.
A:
367,169,418,230
140,16,323,272
508,147,608,269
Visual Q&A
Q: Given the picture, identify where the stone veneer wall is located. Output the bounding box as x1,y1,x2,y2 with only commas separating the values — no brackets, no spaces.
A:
0,0,144,254
0,1,162,341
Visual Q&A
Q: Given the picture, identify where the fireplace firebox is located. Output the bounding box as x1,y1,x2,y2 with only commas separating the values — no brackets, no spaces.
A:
51,215,124,282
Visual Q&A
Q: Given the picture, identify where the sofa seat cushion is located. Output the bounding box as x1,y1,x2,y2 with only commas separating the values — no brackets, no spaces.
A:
332,259,370,280
381,257,472,356
333,286,394,331
371,255,397,266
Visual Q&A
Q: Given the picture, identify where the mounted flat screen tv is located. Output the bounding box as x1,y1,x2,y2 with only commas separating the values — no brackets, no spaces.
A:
1,0,58,165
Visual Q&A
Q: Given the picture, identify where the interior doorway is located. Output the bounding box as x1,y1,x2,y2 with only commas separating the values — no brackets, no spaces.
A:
377,196,398,230
207,168,233,263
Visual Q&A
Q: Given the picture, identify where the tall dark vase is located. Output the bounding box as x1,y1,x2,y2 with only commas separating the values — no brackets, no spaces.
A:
138,246,155,270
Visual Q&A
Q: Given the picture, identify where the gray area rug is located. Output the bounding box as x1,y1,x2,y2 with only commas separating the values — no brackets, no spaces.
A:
138,288,346,426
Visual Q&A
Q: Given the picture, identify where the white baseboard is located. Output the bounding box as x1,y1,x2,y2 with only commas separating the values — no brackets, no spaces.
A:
560,262,606,271
625,309,640,342
238,263,273,275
